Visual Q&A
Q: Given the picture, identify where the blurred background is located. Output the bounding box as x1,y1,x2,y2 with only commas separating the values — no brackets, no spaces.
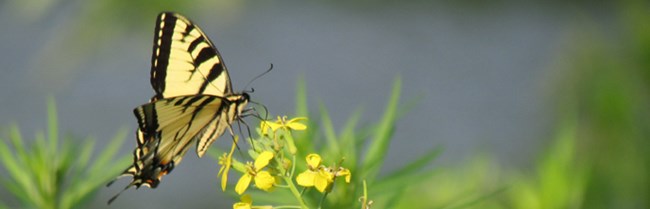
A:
0,0,648,208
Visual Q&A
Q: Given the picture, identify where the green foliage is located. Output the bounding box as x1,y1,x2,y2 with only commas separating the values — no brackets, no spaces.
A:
552,2,650,208
505,116,588,209
0,98,130,209
210,77,439,208
390,116,589,209
294,77,439,208
395,2,650,208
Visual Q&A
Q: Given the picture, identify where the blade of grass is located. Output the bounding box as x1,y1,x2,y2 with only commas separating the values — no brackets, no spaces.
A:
381,146,442,181
293,77,316,155
371,169,439,195
33,132,54,207
318,104,340,157
88,128,128,175
338,108,362,171
440,187,507,209
1,178,31,206
363,77,401,181
8,125,28,165
0,139,39,203
76,138,96,172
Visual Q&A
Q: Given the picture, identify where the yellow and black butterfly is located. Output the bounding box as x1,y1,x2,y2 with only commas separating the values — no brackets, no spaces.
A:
108,12,249,203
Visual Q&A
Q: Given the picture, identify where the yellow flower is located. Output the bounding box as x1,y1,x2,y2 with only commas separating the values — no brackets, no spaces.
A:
260,116,307,135
233,194,253,209
218,135,239,191
296,153,352,193
296,154,322,187
232,194,273,209
235,151,275,194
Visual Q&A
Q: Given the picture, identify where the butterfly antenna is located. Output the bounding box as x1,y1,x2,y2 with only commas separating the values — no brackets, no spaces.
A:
243,63,274,91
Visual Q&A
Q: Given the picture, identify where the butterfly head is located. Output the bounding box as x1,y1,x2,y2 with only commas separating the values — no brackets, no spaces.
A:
240,92,250,103
236,93,250,115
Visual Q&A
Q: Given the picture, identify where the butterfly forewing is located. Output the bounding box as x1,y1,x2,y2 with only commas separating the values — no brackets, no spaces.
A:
151,12,233,100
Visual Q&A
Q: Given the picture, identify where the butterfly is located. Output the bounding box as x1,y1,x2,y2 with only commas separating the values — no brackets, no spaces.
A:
108,12,250,204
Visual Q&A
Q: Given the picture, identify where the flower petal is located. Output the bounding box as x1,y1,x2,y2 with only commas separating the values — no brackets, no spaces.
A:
219,136,239,191
260,121,270,135
314,169,334,192
254,151,274,171
235,174,253,195
337,167,352,183
241,194,252,204
296,171,316,187
220,166,230,191
233,202,251,209
286,117,308,130
254,171,275,191
306,154,321,169
314,174,331,193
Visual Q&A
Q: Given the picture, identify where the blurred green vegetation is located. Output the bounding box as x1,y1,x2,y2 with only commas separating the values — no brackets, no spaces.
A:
209,77,440,208
562,1,650,208
395,1,650,208
0,98,130,209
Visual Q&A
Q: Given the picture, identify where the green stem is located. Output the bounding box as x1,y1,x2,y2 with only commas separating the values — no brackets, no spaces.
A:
283,176,309,209
275,184,290,188
317,192,329,209
361,180,368,209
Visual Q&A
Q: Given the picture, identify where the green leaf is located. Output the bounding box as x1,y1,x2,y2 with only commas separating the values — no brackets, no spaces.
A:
371,168,438,197
339,108,362,171
8,125,28,165
293,77,316,155
382,187,407,209
88,128,128,175
440,187,507,209
318,104,340,157
363,77,401,181
382,146,442,181
1,178,31,206
0,138,36,202
77,137,96,170
0,99,133,209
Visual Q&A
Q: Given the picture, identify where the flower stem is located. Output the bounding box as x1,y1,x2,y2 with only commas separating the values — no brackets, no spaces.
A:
283,176,309,209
